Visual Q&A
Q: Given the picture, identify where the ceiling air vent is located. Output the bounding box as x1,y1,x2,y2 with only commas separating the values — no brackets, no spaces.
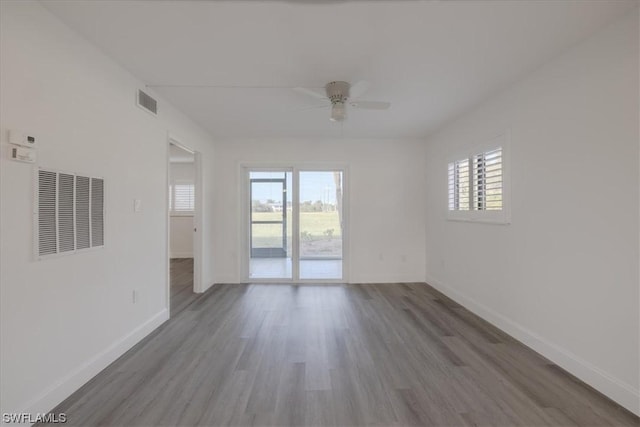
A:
137,89,158,115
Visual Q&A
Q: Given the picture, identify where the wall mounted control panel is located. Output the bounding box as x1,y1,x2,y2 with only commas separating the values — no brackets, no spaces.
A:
8,130,37,148
6,129,37,164
11,146,36,163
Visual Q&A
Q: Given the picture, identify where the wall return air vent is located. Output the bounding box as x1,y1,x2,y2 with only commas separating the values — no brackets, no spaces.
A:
137,89,158,115
36,169,105,259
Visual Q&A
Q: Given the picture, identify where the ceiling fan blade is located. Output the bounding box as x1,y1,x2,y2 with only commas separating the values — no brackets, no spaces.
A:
293,87,327,100
349,101,390,110
294,104,330,112
349,80,370,99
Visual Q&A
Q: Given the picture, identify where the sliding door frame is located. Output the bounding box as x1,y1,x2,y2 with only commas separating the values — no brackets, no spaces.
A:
239,162,349,284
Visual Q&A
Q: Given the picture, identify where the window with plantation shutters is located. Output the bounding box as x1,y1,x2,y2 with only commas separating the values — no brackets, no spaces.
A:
37,169,104,258
448,159,471,211
169,180,195,214
472,147,503,211
449,148,502,212
447,132,510,224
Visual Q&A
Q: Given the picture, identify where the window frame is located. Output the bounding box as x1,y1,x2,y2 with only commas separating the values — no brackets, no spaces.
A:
169,179,195,216
446,130,511,225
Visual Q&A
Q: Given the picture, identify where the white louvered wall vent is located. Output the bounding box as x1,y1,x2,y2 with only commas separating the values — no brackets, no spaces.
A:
37,169,105,259
137,89,158,115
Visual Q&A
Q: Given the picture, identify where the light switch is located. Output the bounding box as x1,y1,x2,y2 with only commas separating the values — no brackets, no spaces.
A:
134,199,142,212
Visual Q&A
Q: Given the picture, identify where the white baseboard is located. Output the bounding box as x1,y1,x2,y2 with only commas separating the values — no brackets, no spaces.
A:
214,276,241,284
199,281,214,293
425,274,639,416
348,277,424,284
18,309,169,418
170,252,193,258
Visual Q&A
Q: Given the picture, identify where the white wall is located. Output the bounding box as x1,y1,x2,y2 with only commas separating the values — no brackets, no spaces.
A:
212,138,426,284
424,11,639,414
169,162,195,258
2,0,635,419
0,0,215,416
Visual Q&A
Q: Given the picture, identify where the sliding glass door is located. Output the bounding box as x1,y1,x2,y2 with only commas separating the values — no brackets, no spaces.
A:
298,171,343,280
249,171,293,279
247,168,344,281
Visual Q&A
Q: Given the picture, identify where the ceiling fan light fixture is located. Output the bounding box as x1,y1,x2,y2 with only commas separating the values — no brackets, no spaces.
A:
295,80,389,122
330,102,346,122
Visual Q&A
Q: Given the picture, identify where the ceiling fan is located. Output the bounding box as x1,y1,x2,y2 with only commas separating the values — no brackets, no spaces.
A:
294,81,390,122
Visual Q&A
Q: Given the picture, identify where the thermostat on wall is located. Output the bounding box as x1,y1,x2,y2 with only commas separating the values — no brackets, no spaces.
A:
8,129,37,148
10,146,36,163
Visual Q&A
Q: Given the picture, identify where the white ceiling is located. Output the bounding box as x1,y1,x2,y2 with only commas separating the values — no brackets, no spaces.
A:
42,0,637,139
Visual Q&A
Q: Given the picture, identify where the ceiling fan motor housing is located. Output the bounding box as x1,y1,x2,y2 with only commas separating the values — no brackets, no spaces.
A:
325,81,350,105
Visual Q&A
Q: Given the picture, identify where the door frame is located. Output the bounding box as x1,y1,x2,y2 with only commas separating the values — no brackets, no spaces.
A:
166,133,203,315
239,162,349,284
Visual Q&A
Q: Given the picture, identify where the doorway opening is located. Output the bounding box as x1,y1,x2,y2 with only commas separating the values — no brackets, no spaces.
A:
168,142,198,316
246,167,345,282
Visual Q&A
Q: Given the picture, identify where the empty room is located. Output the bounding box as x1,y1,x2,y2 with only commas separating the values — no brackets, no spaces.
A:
0,1,638,426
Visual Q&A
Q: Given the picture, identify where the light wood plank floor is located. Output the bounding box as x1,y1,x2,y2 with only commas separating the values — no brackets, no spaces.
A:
44,276,638,426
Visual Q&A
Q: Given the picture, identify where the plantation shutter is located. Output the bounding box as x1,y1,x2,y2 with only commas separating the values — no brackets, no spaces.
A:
474,147,502,211
449,147,502,213
172,183,194,212
448,159,470,211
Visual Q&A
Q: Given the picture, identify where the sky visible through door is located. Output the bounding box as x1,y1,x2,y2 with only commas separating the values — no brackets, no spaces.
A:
250,171,338,206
